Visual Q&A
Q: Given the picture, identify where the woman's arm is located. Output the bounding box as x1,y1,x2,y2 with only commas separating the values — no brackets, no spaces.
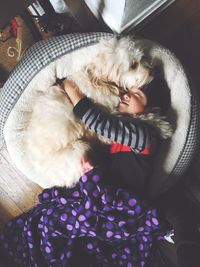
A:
62,79,154,153
62,79,85,105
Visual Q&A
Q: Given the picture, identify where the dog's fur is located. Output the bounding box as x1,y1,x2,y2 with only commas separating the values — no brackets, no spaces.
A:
25,37,153,187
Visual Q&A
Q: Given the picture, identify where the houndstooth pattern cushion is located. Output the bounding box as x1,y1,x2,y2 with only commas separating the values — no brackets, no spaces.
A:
0,32,112,142
158,93,200,194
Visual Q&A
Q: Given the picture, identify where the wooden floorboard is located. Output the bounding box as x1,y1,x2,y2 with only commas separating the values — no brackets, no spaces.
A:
0,146,41,229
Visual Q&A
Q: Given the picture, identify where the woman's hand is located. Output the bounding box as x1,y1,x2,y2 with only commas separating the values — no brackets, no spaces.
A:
62,79,85,106
80,156,94,176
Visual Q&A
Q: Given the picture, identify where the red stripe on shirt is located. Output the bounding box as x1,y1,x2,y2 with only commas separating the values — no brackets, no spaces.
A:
110,141,155,155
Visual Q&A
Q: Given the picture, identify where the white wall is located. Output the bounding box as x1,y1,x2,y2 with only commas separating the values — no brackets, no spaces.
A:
84,0,125,32
84,0,174,33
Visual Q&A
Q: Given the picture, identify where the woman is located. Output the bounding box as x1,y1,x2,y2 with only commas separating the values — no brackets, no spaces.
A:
0,76,199,267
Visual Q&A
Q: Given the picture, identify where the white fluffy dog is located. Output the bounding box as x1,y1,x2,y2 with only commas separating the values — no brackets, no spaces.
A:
25,37,153,188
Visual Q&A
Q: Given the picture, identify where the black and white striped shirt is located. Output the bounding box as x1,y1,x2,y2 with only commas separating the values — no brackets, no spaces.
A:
73,98,155,154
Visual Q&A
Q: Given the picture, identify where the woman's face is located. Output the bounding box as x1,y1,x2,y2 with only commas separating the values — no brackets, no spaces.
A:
118,88,147,115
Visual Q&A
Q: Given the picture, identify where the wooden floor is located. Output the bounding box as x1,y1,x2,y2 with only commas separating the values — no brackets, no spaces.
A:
0,0,200,236
0,146,41,230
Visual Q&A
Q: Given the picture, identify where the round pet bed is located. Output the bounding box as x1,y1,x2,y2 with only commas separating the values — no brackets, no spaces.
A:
0,32,199,197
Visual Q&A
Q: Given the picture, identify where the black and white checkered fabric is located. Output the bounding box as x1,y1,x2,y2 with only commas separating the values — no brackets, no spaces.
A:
0,32,112,142
153,91,200,195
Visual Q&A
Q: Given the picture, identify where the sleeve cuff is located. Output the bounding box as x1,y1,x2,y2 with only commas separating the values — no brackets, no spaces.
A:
73,97,94,119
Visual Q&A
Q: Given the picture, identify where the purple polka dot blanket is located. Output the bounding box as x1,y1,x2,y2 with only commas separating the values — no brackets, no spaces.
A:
0,167,168,267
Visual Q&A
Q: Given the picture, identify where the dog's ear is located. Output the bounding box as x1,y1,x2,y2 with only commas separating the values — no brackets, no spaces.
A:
139,55,155,86
140,55,153,71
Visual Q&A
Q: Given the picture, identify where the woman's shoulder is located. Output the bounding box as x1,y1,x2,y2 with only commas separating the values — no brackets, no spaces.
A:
133,112,173,140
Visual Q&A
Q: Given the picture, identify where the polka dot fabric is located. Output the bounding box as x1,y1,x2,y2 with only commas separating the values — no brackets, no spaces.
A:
0,168,167,267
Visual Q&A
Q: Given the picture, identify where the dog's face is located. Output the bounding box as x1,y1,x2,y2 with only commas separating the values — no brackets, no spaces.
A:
119,61,153,90
85,37,153,97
